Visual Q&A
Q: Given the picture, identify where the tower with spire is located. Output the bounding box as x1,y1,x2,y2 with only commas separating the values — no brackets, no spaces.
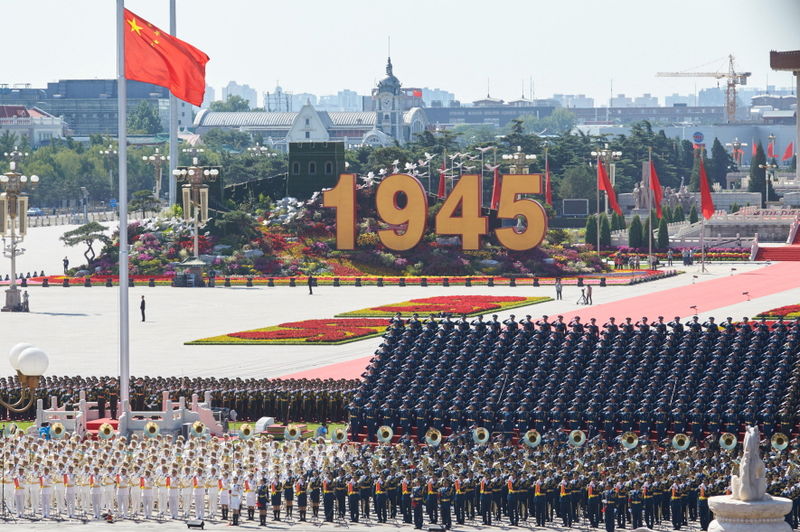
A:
375,56,402,141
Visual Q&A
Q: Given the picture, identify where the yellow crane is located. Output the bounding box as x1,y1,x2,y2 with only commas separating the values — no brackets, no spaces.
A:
657,54,751,124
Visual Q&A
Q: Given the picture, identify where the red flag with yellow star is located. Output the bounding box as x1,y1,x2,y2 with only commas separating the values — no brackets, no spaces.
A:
124,9,209,106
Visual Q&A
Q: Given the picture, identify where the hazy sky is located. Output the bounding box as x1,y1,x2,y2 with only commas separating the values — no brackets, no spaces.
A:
4,0,800,106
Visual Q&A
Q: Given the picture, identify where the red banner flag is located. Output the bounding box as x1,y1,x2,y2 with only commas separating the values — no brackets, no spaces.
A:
544,157,553,206
767,140,776,159
649,160,663,219
412,89,422,98
490,166,501,210
752,140,757,157
783,142,795,162
437,161,446,199
124,8,209,106
698,158,715,220
597,160,622,215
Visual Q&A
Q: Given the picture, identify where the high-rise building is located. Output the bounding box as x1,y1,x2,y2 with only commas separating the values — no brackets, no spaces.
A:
609,94,633,108
553,94,594,108
665,93,696,107
264,85,293,112
201,85,215,108
698,87,725,107
633,93,659,107
222,81,258,109
421,88,456,108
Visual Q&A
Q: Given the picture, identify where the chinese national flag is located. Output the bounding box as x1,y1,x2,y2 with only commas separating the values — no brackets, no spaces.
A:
124,9,209,106
437,161,446,199
597,160,622,215
649,160,663,219
544,157,553,206
490,166,501,210
752,140,757,157
767,140,776,159
783,142,795,162
698,157,715,220
412,89,423,98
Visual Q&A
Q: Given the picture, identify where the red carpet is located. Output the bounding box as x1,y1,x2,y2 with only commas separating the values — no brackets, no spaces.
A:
279,262,799,380
756,246,800,261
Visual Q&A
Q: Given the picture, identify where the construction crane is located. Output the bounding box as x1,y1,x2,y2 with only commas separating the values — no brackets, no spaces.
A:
657,54,751,124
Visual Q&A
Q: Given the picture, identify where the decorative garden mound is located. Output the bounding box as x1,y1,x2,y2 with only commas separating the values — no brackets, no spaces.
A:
336,295,551,318
187,318,390,345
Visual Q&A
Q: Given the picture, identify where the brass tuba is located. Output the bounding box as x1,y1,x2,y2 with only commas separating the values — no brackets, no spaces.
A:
522,429,541,448
620,431,638,449
99,422,115,439
672,433,691,451
568,429,586,447
239,424,254,440
472,427,490,445
191,421,205,438
425,428,442,447
284,425,300,441
331,426,348,444
144,421,160,438
3,423,18,437
771,432,790,452
377,425,394,444
719,432,737,451
50,422,66,440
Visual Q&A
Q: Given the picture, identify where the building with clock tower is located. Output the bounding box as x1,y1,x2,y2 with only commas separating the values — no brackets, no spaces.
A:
375,57,403,141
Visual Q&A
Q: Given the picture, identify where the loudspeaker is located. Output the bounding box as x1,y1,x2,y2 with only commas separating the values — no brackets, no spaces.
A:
187,519,205,529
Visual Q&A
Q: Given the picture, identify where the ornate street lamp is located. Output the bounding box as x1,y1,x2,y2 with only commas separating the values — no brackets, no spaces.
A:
759,162,778,208
590,145,622,255
3,343,49,413
247,143,277,158
725,137,747,170
501,145,537,174
1,148,39,312
100,144,118,190
142,148,169,201
172,157,220,259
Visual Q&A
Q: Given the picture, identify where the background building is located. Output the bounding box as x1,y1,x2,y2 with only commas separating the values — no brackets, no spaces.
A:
0,105,65,146
222,81,257,109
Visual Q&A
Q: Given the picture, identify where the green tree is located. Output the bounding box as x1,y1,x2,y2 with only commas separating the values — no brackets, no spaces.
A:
662,204,672,222
0,131,18,160
689,204,699,224
60,222,111,264
709,137,731,187
558,165,596,211
584,214,597,249
127,101,162,134
202,129,253,152
730,202,740,213
209,95,251,112
748,142,777,206
128,190,160,219
657,216,669,249
672,205,685,222
641,217,654,249
628,215,643,249
599,213,611,248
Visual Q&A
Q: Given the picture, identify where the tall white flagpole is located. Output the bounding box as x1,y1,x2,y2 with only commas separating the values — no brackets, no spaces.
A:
168,0,178,205
647,148,653,266
117,0,131,406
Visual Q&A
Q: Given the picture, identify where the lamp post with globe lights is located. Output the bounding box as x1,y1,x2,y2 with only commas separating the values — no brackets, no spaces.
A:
590,145,622,256
1,148,39,312
759,162,778,208
172,162,220,258
501,145,537,174
3,343,49,413
99,144,118,191
142,148,169,201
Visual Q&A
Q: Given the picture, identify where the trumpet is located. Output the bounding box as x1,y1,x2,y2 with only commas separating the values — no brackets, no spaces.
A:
719,432,737,451
284,425,300,441
568,430,586,447
377,425,394,444
425,428,442,447
620,431,638,449
50,422,66,440
472,427,490,445
771,432,790,452
672,433,691,451
99,422,115,440
239,424,254,440
522,429,541,448
144,421,160,438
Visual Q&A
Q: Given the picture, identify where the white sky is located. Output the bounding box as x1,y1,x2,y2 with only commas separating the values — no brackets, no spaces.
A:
4,0,800,106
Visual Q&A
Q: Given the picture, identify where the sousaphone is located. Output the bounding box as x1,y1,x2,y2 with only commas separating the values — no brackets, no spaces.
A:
377,425,394,444
771,432,790,452
672,433,691,451
425,427,442,447
144,421,160,438
568,429,586,447
331,426,348,444
284,425,300,441
51,422,66,440
620,431,638,449
472,427,490,445
190,421,205,438
522,429,541,448
719,432,737,451
239,424,254,440
99,422,115,439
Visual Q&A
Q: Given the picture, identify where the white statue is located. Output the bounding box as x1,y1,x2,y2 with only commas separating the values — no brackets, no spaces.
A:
731,425,767,502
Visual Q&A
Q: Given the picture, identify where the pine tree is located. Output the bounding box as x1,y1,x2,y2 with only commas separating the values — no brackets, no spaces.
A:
610,212,620,231
600,213,611,248
689,204,699,224
662,205,672,223
617,212,627,230
628,215,643,249
748,142,777,206
657,217,669,249
673,205,685,222
585,215,597,249
642,218,654,250
709,137,731,187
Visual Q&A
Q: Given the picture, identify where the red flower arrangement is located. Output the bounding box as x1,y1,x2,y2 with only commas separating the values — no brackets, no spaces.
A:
187,318,390,345
337,295,551,318
756,304,800,319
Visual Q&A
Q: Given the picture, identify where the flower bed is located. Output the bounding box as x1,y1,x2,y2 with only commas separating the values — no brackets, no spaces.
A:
755,305,800,320
610,248,750,262
336,295,551,318
187,318,390,345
